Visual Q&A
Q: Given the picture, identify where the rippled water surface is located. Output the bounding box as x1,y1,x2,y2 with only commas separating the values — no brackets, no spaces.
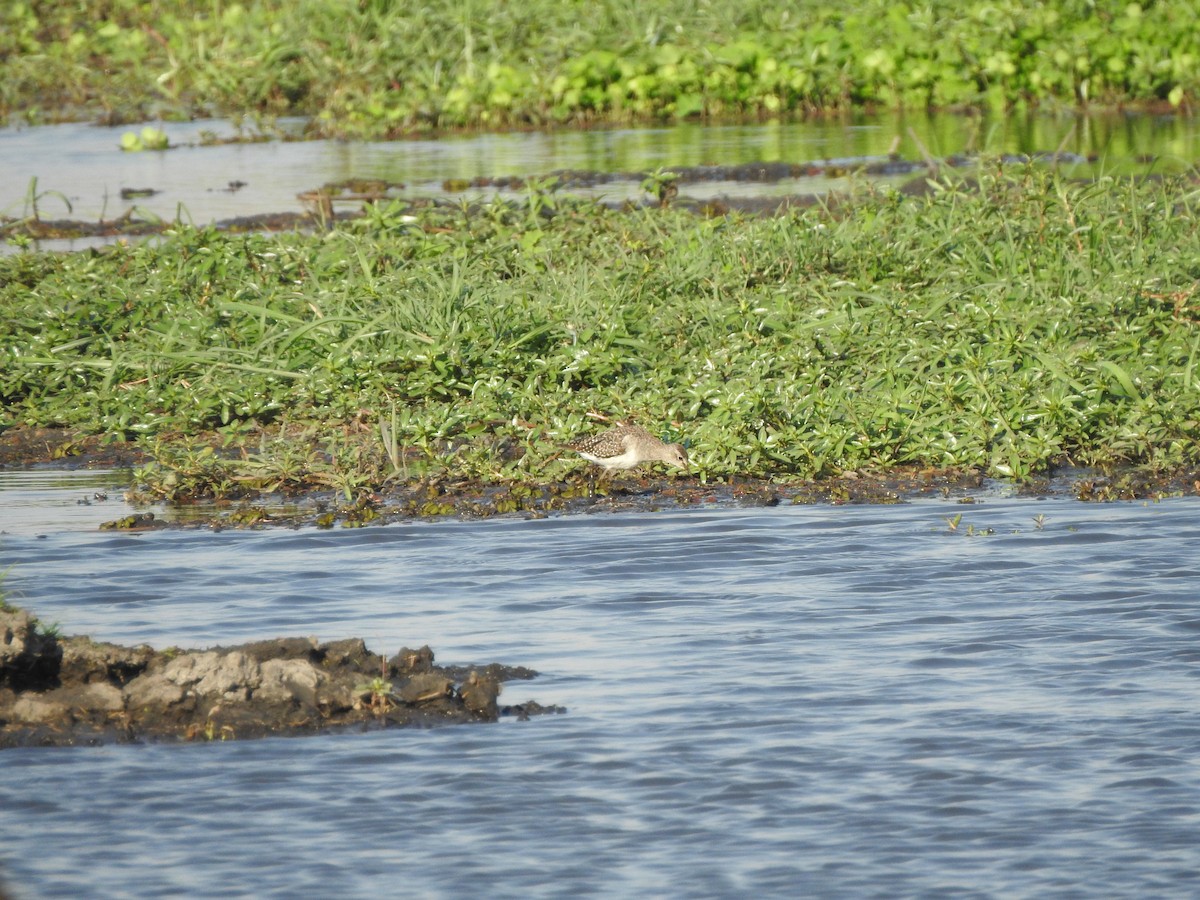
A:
1,472,1199,898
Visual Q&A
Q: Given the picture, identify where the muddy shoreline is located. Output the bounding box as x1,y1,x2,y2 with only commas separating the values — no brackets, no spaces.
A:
3,425,1198,531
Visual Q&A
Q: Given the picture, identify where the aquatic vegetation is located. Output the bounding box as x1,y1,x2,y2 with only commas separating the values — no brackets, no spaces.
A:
224,506,272,527
99,513,158,531
354,676,396,714
119,126,169,152
3,167,1200,497
1,1,1197,134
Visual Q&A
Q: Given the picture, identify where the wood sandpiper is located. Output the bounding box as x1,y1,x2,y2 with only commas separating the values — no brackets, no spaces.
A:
566,424,689,473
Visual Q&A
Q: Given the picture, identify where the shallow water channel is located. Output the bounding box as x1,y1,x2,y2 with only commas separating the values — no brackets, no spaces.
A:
4,109,1200,254
1,470,1199,897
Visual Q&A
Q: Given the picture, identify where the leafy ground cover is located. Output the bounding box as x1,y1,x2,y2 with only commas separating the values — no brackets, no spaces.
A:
1,1,1197,136
3,166,1199,500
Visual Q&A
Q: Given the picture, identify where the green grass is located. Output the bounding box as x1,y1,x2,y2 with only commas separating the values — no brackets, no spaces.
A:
1,1,1197,135
3,166,1200,494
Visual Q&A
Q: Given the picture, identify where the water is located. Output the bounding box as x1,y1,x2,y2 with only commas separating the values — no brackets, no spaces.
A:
3,110,1199,253
2,472,1199,897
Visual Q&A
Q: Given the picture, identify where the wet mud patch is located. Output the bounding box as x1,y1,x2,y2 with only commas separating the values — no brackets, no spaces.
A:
184,465,1200,531
0,603,561,749
81,464,1200,532
0,425,152,469
0,209,360,243
103,470,982,532
3,426,1199,530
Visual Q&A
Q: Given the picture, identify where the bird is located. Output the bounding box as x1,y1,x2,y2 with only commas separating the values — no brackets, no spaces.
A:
566,424,689,473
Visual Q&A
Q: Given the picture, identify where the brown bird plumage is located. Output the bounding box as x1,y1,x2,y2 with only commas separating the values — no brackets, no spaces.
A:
567,424,689,472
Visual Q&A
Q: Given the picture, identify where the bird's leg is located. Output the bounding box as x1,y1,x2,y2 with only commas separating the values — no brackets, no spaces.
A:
591,468,612,498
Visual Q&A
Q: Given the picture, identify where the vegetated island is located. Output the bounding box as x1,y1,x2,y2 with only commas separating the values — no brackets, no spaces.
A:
0,601,561,749
3,164,1200,519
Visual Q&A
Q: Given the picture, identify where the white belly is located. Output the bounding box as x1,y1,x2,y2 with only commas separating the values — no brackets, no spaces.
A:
578,449,641,470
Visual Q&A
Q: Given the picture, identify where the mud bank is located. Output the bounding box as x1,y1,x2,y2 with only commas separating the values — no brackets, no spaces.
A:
0,604,560,749
3,425,1200,530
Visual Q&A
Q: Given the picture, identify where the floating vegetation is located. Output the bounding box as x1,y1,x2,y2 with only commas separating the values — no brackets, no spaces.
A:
119,126,169,152
99,513,157,531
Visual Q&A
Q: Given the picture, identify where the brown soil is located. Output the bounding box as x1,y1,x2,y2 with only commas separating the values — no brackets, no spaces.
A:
0,210,361,243
0,425,153,469
0,603,561,749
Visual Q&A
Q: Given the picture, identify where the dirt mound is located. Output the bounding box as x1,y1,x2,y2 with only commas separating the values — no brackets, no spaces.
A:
0,604,561,748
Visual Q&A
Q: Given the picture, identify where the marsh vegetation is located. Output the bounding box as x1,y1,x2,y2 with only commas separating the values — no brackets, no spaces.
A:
3,166,1199,504
2,1,1196,135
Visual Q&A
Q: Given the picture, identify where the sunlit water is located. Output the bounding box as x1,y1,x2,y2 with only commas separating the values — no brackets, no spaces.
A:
3,110,1199,254
1,471,1199,897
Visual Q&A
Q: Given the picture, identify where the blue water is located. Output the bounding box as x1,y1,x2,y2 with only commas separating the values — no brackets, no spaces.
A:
1,472,1199,898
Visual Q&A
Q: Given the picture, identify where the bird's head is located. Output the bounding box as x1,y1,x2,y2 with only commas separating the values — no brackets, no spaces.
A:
663,442,690,471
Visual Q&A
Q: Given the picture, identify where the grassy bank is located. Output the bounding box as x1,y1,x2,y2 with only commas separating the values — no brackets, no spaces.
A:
1,1,1197,135
3,167,1200,496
